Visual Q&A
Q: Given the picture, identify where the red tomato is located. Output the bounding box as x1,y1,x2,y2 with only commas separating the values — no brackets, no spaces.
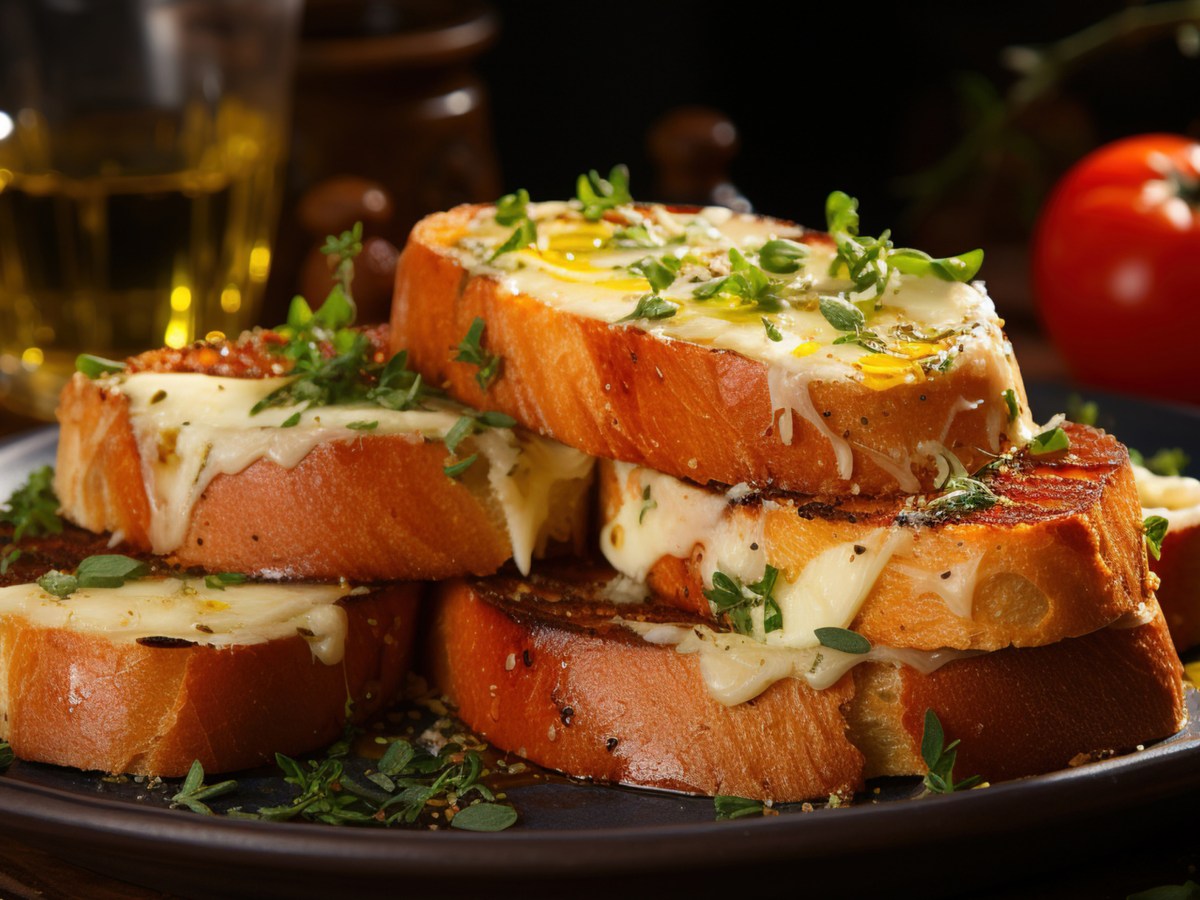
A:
1032,134,1200,403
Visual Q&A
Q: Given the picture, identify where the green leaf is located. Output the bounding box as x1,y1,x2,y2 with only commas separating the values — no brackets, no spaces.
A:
1029,426,1070,456
75,554,148,589
618,294,679,323
489,217,538,261
36,570,77,598
205,572,247,591
628,255,681,293
171,759,238,816
1002,389,1020,423
347,420,378,431
76,354,125,379
920,709,982,794
477,411,516,428
814,627,871,655
444,454,479,478
889,247,984,282
1,465,62,543
576,164,633,221
611,224,659,248
703,566,783,637
444,416,477,455
450,802,518,832
495,188,530,226
0,741,13,770
1133,447,1190,477
758,238,808,274
713,795,764,820
762,317,783,342
454,317,502,391
1144,515,1169,561
818,295,866,332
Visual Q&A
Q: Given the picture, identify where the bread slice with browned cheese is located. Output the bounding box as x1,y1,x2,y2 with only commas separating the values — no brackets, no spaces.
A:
55,326,593,581
392,201,1033,496
599,423,1155,652
1136,464,1200,651
0,524,419,776
427,568,1183,802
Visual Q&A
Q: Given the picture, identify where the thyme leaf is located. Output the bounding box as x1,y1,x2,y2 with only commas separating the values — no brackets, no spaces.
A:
576,164,632,220
170,760,239,816
921,709,982,794
1144,515,1169,561
618,294,679,323
714,795,764,820
454,317,502,392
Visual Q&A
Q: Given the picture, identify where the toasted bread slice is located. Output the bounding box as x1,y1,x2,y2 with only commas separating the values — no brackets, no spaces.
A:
599,423,1155,652
0,525,419,776
55,329,593,580
427,568,1183,802
392,203,1032,495
1136,465,1200,651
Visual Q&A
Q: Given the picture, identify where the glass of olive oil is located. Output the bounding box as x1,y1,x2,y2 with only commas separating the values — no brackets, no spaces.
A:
0,1,301,419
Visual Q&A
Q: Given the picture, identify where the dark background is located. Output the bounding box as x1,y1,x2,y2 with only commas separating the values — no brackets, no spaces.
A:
478,0,1199,251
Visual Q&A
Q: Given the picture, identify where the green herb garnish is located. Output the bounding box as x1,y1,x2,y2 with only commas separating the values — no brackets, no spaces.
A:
205,572,248,591
628,254,681,293
638,485,657,524
170,760,239,815
36,553,148,598
1144,515,1169,561
454,317,502,392
825,191,982,301
758,238,808,274
347,420,379,431
921,709,982,794
0,741,12,771
814,627,871,655
1002,388,1020,423
495,188,530,226
1131,447,1190,477
762,317,783,342
818,295,866,333
76,354,125,379
618,294,679,323
693,248,782,311
1065,393,1098,427
489,217,538,261
576,165,632,221
444,454,479,479
1,465,62,543
704,566,783,637
1029,426,1070,456
714,795,764,820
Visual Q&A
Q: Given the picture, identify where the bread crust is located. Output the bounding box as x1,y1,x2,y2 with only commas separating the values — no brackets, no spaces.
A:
392,205,1029,495
426,569,1183,802
55,363,575,580
0,583,420,776
606,423,1154,651
1151,520,1200,652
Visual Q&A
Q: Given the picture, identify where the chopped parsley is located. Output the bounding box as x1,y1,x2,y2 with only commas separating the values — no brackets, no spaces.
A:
1,465,62,544
1029,426,1070,456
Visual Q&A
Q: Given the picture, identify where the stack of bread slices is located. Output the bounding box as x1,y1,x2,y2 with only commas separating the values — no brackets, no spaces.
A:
3,176,1184,804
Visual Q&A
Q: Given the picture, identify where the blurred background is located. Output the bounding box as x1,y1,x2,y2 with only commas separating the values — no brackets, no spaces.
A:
2,0,1200,424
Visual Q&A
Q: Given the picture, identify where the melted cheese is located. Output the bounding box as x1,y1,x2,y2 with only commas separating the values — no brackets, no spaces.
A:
623,620,978,705
892,554,985,619
113,372,594,573
1135,465,1200,530
0,578,354,664
449,201,1033,476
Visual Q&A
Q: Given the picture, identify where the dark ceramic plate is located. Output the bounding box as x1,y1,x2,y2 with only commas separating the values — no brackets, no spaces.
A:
1,385,1198,900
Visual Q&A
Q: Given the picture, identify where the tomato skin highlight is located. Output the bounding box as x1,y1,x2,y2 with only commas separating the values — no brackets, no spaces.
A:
1032,134,1200,403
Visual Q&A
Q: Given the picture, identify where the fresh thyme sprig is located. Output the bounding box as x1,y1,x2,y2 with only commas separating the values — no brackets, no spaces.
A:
170,760,239,815
36,554,149,599
693,248,783,311
1,465,62,574
921,709,982,794
251,224,432,420
714,794,765,820
454,317,502,391
704,566,783,637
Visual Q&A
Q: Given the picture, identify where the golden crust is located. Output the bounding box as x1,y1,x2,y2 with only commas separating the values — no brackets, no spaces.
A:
391,205,1029,495
426,569,1184,802
54,363,571,580
609,423,1154,651
0,583,420,776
